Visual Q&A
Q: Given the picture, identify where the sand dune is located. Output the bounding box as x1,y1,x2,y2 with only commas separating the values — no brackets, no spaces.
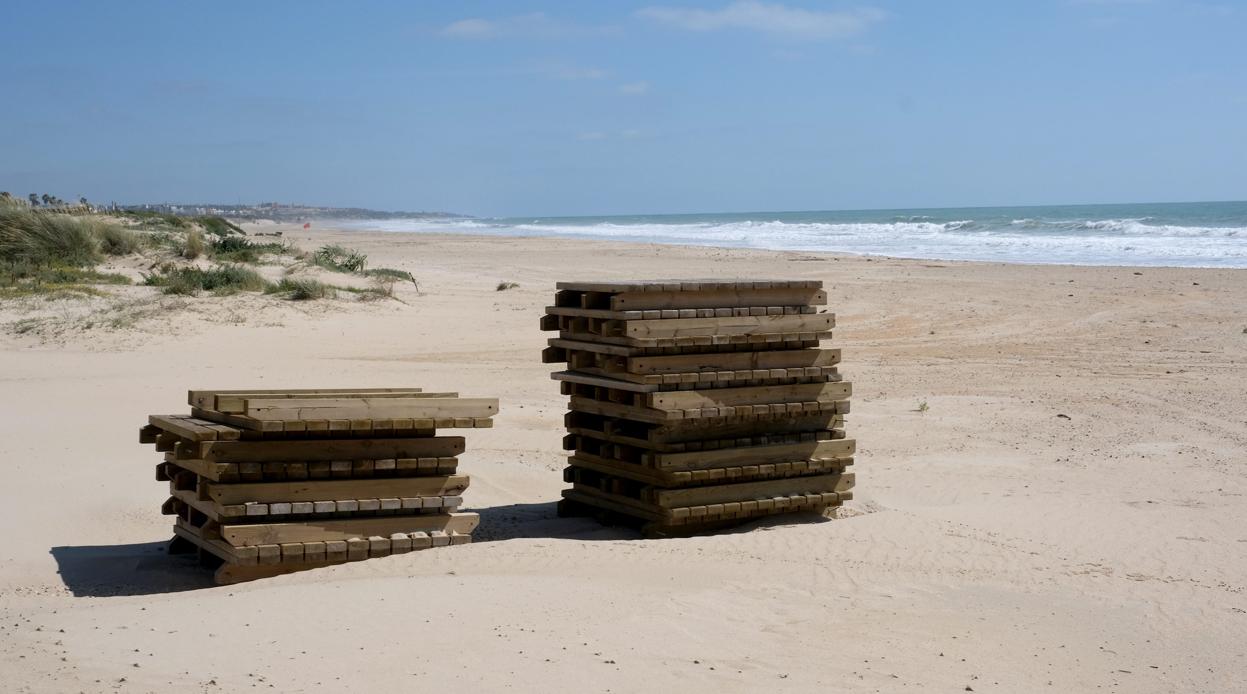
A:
1,225,1244,692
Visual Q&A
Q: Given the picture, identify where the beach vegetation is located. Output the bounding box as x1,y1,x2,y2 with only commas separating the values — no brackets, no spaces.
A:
916,400,929,413
181,229,205,259
313,244,368,273
195,215,245,237
142,264,268,296
0,261,130,298
267,277,335,301
496,281,520,291
95,224,142,256
118,210,191,229
0,206,106,266
208,236,289,263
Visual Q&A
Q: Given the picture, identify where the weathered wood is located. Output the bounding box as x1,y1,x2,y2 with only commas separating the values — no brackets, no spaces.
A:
240,397,498,421
148,415,241,442
189,387,426,410
651,473,854,507
627,348,841,375
623,314,834,339
205,475,470,505
220,512,481,546
652,439,856,471
647,382,851,411
185,437,464,463
211,391,453,414
555,279,821,293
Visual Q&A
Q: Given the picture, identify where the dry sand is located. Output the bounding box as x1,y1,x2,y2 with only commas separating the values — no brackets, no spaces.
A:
1,223,1245,692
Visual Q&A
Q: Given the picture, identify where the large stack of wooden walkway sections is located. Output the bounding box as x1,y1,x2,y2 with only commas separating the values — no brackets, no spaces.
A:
543,280,855,537
140,388,497,584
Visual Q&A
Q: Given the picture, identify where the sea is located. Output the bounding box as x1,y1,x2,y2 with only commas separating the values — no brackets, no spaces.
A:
340,201,1247,268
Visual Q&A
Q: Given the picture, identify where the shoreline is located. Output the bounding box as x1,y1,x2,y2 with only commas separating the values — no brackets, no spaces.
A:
303,220,1247,271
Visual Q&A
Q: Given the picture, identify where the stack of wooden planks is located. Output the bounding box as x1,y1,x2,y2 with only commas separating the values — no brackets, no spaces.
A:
542,280,855,537
140,388,498,584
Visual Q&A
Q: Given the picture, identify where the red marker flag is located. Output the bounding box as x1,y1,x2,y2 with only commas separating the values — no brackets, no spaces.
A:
303,222,311,229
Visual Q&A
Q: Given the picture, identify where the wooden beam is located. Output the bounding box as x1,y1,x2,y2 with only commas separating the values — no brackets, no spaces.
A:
220,512,480,546
189,437,464,463
189,387,425,410
240,397,498,421
205,475,470,505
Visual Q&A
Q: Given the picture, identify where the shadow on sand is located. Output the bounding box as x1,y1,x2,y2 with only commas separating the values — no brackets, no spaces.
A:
50,541,216,597
50,505,834,595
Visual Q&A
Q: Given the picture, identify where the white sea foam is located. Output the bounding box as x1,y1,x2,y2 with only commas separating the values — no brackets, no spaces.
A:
338,215,1247,268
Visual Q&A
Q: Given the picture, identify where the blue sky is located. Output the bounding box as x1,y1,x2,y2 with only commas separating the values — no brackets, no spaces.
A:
1,1,1244,216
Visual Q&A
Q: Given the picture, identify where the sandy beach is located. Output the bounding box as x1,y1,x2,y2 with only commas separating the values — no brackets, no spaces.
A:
1,223,1245,692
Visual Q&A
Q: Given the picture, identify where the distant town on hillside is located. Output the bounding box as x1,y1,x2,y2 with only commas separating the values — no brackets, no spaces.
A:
118,201,466,221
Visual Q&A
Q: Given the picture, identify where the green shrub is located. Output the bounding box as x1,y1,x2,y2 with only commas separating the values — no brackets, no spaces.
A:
196,216,245,237
364,267,416,284
313,244,367,273
120,210,190,228
96,224,142,255
208,236,288,263
0,207,102,266
182,230,205,259
0,260,130,297
267,277,335,300
143,264,269,296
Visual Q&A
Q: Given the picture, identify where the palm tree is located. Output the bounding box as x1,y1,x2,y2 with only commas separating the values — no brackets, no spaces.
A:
29,193,40,207
41,194,52,206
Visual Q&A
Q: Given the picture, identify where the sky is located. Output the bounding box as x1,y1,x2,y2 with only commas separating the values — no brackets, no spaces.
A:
1,1,1244,217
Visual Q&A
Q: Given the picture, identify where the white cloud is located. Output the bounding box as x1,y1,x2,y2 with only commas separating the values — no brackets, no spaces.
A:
441,12,615,40
442,18,497,39
637,1,885,41
619,81,650,95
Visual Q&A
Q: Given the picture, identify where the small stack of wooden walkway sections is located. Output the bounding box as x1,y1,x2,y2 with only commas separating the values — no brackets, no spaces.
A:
542,280,855,537
140,388,497,584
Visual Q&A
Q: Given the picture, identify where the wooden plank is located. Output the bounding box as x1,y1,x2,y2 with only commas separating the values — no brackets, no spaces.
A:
627,348,841,375
653,439,856,471
189,387,425,410
647,382,850,410
220,512,481,546
545,305,819,321
206,475,470,505
558,279,821,293
625,314,833,339
609,287,827,311
241,397,498,421
558,329,831,349
652,473,854,508
212,391,452,414
188,437,464,463
148,415,241,442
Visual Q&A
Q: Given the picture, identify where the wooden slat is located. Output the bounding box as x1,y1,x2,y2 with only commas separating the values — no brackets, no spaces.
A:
212,391,453,414
220,512,481,546
624,314,833,339
652,473,854,507
647,382,851,411
189,387,426,410
206,475,470,505
240,397,498,421
185,437,464,463
148,415,241,442
627,348,841,374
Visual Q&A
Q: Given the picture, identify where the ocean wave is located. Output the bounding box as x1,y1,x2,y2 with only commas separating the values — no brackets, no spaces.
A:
343,215,1247,268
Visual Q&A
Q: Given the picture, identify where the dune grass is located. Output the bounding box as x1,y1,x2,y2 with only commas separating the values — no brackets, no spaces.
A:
209,236,289,263
312,244,368,273
142,264,269,296
182,229,206,259
195,215,245,237
267,277,335,300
